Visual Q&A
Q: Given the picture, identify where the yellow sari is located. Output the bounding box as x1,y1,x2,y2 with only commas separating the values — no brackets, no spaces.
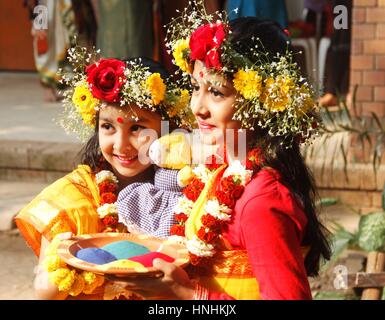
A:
15,165,101,256
15,165,117,299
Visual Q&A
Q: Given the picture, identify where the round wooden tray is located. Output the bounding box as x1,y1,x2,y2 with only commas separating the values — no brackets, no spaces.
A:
57,233,189,277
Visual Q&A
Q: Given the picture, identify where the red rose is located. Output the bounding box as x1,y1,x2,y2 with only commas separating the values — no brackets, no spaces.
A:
98,181,117,194
189,22,226,69
101,192,117,204
205,48,222,70
197,227,218,243
247,148,265,168
170,224,185,237
201,214,222,230
86,58,126,103
175,213,188,223
102,215,119,227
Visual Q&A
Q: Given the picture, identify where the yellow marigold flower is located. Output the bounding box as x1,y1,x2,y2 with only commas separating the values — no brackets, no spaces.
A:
298,85,315,114
68,274,85,297
43,255,67,272
80,271,102,294
81,112,96,127
169,89,190,117
261,76,295,112
49,268,76,292
233,69,263,100
44,237,62,257
72,84,99,125
146,73,166,106
173,39,191,74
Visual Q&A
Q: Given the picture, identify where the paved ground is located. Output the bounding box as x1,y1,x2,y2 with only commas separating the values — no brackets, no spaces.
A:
0,72,78,143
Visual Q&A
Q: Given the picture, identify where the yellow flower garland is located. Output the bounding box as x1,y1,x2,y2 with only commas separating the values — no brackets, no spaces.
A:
43,235,104,297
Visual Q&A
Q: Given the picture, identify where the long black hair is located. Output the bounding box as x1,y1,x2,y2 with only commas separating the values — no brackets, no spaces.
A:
229,17,331,277
80,57,170,172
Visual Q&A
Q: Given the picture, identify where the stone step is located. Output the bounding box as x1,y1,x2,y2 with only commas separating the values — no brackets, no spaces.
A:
0,140,82,183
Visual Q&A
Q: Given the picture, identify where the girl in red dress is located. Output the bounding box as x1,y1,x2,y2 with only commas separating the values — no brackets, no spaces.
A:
111,4,331,300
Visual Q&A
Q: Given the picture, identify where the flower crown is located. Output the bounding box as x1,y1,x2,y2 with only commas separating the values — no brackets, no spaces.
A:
166,0,320,145
59,46,194,141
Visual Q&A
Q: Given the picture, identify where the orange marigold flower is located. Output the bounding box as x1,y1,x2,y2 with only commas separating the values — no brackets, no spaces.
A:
197,226,218,243
101,192,117,204
175,213,188,223
170,224,185,237
98,181,117,194
102,215,119,227
201,214,222,230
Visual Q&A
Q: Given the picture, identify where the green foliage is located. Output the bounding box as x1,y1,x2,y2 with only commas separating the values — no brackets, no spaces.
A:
357,212,385,252
317,85,385,172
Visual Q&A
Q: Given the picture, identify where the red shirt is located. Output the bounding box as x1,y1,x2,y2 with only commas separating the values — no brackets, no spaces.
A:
209,168,312,300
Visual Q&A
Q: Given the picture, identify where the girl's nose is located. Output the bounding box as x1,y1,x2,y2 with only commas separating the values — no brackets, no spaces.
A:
192,95,210,119
113,134,134,154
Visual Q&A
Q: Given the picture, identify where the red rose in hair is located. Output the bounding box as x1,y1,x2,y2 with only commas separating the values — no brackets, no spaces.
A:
98,181,117,194
102,215,119,227
189,22,226,70
170,224,185,237
86,58,126,103
201,214,222,230
197,227,218,243
246,148,264,169
205,48,222,70
101,192,117,204
175,213,188,223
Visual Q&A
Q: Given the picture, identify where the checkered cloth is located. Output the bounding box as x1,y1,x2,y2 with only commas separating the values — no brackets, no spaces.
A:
117,168,182,239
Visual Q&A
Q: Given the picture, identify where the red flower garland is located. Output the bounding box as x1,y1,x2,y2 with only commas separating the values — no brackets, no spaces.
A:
170,148,264,266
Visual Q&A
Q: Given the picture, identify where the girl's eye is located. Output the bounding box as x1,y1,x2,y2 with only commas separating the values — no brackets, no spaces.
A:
131,125,145,133
209,87,224,97
101,123,113,130
191,83,200,92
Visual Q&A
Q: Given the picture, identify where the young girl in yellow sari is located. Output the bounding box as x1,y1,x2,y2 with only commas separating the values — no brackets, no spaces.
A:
15,51,190,299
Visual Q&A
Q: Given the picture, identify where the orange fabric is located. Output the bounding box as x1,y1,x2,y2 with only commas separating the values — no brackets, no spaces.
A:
15,165,101,257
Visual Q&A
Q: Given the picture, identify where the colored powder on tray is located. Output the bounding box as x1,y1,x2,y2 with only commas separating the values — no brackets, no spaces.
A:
103,259,147,270
102,241,150,260
128,252,175,267
76,247,117,265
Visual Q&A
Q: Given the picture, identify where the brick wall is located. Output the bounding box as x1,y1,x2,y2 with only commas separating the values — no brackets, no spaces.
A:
350,0,385,116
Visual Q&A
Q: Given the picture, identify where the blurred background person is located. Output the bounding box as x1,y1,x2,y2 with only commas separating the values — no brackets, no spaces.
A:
93,0,153,59
24,0,96,102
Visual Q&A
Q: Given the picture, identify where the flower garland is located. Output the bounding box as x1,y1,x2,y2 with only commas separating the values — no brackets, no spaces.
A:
95,170,127,233
169,149,263,266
